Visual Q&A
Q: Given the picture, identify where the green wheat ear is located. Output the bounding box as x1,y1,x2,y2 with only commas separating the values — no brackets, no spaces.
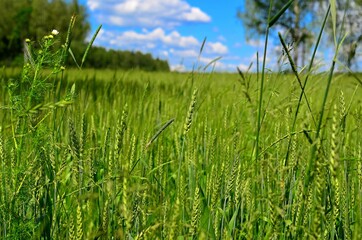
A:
61,15,76,64
190,186,201,237
183,88,198,136
76,203,83,240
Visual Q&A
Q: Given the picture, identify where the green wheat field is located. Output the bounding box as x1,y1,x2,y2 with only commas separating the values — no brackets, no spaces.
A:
1,65,362,239
1,3,362,239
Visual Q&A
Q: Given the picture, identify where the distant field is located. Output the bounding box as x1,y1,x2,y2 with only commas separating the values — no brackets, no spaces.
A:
0,67,361,238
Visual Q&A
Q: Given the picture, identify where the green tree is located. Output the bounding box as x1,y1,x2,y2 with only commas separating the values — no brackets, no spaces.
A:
67,0,90,43
323,0,362,69
0,0,31,63
74,45,169,71
0,0,169,71
29,0,89,44
0,0,89,65
238,0,362,70
29,0,53,41
238,0,315,67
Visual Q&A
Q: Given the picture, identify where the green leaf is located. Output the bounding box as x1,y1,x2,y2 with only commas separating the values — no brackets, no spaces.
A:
81,24,102,68
268,0,294,28
199,37,207,55
146,118,175,148
203,56,222,71
70,83,76,98
68,48,80,69
228,207,239,233
335,32,348,60
329,0,337,46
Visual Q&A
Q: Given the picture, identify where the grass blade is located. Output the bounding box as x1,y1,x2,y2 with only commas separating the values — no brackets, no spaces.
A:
297,6,340,233
329,0,337,46
336,59,362,86
283,5,330,168
23,41,35,69
81,24,102,68
237,67,246,82
68,48,80,69
278,32,315,122
146,118,175,148
268,0,294,28
199,37,207,56
203,56,222,71
61,15,76,64
254,28,269,162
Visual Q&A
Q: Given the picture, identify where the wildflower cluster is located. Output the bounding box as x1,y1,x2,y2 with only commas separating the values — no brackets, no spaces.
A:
8,29,69,117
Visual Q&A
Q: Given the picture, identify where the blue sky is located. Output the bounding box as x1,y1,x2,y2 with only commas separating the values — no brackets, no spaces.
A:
77,0,341,72
76,0,269,72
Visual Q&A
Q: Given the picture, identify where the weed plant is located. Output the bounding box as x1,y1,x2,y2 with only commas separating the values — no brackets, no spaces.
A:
0,2,362,239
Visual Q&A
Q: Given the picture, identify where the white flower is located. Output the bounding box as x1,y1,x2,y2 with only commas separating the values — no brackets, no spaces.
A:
51,29,59,36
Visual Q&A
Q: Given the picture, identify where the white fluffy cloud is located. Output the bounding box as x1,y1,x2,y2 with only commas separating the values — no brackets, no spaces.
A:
206,42,228,54
94,27,232,71
246,39,262,48
97,28,200,49
87,0,211,28
237,63,251,71
96,28,228,56
170,49,199,58
170,64,187,72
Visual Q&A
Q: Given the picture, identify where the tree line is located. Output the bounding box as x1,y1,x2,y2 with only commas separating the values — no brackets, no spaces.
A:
71,45,170,71
0,0,170,71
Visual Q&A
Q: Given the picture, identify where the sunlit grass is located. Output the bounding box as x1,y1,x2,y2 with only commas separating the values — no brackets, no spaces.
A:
1,1,362,239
